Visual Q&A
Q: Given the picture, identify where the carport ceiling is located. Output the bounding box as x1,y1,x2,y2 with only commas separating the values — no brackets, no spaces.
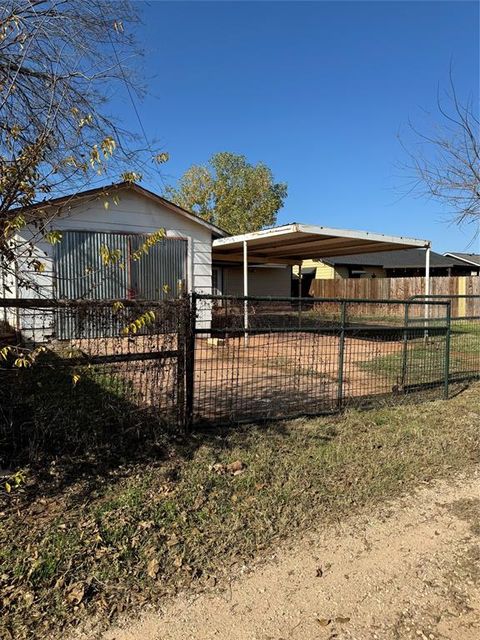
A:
212,223,430,265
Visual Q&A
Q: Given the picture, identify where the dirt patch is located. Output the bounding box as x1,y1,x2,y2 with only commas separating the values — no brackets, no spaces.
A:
193,333,408,421
448,497,480,536
101,472,480,640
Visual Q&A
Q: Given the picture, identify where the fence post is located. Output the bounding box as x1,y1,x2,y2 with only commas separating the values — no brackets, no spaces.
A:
184,292,196,432
177,299,186,429
337,300,347,409
400,302,409,389
444,301,451,400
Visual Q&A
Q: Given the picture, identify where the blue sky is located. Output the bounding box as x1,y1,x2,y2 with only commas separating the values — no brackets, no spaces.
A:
120,1,479,253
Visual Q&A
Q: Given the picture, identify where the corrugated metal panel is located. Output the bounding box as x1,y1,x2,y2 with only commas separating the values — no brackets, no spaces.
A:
54,231,187,338
55,231,130,300
130,237,187,299
55,232,187,300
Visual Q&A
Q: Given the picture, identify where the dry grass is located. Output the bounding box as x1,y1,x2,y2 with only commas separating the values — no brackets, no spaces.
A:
1,384,480,639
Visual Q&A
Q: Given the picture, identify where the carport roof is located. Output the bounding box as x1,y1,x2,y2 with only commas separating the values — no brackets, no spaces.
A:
212,223,430,264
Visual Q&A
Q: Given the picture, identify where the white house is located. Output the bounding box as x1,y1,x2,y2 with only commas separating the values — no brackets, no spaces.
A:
2,182,226,338
8,181,226,299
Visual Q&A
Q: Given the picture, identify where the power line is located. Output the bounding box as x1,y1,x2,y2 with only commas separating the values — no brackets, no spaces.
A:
104,16,167,190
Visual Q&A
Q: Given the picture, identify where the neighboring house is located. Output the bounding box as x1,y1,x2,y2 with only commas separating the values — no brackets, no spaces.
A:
297,249,473,281
443,253,480,275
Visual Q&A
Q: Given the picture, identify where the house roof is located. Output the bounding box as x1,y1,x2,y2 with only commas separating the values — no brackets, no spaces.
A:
14,181,228,238
212,223,430,265
443,252,480,268
322,248,466,269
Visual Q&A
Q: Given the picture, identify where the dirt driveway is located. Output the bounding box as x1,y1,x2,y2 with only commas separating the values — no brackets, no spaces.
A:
102,471,480,640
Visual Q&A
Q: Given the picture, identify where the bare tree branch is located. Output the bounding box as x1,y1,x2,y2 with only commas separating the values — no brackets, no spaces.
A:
402,78,480,227
0,0,167,289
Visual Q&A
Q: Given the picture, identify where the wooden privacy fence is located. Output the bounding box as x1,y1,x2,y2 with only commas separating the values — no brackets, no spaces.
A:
310,276,480,318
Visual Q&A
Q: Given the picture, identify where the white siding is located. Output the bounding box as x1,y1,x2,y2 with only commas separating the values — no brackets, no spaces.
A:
0,254,17,332
222,265,292,297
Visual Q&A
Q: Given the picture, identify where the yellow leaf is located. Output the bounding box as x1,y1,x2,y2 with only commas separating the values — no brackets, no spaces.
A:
72,374,81,387
0,346,11,360
5,482,11,493
32,259,45,273
121,171,142,183
44,230,62,245
147,558,160,578
14,357,30,368
154,152,169,164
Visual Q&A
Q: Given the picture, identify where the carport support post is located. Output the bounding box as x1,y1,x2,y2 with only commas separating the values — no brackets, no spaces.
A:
424,245,431,339
298,262,302,328
243,240,248,347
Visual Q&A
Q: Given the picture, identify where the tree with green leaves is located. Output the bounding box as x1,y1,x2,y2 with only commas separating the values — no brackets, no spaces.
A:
166,152,287,234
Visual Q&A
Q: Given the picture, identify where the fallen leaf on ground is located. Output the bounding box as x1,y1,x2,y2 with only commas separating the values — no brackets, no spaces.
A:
147,558,160,578
166,534,179,547
66,582,85,605
317,618,331,626
227,460,246,475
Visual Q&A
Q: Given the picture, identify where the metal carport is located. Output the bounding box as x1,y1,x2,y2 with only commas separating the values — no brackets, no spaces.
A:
212,223,432,336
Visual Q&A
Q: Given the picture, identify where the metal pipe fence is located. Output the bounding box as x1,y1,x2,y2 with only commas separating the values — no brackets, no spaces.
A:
1,293,480,461
0,298,189,461
409,294,480,383
192,294,453,425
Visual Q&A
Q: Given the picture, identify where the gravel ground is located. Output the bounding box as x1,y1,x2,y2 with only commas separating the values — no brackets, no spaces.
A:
101,470,480,640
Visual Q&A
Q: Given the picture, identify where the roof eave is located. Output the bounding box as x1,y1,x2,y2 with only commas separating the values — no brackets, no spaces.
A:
11,181,229,238
444,253,480,268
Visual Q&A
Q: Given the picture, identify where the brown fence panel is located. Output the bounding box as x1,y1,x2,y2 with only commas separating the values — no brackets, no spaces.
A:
310,276,480,318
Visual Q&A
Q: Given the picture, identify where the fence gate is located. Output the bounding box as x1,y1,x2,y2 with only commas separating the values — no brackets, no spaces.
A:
190,294,452,425
409,294,480,383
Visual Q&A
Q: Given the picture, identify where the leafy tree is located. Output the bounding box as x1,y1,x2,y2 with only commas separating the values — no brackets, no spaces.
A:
0,0,166,290
166,152,287,234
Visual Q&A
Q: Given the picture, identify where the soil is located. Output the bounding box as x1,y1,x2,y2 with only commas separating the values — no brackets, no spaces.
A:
101,470,480,640
193,333,410,421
